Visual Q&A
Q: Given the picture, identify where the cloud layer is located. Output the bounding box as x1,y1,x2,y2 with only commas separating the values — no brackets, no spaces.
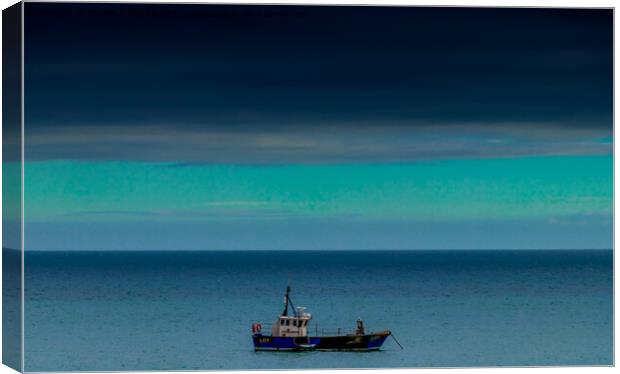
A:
25,122,611,163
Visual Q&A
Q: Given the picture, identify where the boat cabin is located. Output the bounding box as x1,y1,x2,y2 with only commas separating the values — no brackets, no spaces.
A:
272,307,312,337
271,286,313,337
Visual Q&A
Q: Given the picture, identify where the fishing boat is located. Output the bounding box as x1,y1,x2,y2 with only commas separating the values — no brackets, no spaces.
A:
251,286,398,351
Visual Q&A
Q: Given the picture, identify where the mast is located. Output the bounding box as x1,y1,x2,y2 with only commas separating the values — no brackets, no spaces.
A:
281,286,291,316
281,285,298,317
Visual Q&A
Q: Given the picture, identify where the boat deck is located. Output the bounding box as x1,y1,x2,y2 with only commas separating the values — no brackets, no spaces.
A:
253,331,391,351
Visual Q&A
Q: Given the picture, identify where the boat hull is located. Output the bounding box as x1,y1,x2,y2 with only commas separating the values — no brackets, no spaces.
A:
252,331,391,351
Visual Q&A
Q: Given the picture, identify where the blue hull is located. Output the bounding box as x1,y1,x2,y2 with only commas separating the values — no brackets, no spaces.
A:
252,331,390,351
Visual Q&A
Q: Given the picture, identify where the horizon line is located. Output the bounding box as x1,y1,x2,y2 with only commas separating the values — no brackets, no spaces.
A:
8,248,614,252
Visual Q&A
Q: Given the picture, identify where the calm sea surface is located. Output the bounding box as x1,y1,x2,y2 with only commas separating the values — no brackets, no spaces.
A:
24,250,612,371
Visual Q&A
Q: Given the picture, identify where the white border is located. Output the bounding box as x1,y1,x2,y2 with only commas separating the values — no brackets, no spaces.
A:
14,0,619,7
0,1,616,374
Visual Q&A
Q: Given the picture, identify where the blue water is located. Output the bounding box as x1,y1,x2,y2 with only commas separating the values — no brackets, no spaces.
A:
24,250,612,371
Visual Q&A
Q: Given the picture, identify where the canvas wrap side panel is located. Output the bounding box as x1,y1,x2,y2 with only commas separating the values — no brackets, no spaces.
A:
3,1,23,371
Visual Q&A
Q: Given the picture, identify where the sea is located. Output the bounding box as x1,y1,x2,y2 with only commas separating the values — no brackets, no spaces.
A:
23,250,613,371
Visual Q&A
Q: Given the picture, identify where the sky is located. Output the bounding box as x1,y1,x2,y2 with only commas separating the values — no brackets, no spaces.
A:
22,3,613,250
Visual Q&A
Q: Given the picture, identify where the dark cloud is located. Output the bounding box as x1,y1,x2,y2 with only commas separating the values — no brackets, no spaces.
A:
23,3,613,161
